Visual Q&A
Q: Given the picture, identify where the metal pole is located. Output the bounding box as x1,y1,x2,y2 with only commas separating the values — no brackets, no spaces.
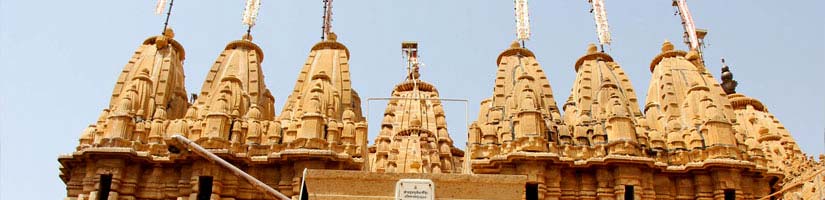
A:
758,167,825,200
161,0,175,35
170,135,291,200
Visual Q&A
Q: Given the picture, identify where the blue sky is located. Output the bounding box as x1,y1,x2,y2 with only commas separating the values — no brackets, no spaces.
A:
1,1,823,199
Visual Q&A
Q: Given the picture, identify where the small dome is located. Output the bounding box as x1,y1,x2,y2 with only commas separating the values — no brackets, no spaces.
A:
661,40,675,52
586,43,598,54
510,41,520,48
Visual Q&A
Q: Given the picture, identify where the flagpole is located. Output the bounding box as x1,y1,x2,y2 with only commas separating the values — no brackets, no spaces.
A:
161,0,175,35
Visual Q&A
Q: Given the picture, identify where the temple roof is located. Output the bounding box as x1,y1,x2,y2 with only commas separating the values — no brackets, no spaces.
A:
107,28,189,120
192,34,275,120
279,33,364,123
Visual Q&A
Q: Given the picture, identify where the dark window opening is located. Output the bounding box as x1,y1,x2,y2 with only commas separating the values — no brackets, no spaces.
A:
724,189,735,200
525,183,539,200
323,125,329,140
98,174,112,200
769,177,779,200
197,176,214,200
300,180,309,200
624,185,634,200
228,121,235,141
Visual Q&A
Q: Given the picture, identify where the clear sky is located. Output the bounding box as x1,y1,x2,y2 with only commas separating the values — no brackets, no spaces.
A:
1,0,823,199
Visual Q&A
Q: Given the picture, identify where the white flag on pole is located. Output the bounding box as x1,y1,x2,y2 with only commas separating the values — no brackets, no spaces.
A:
515,0,531,41
591,0,611,45
155,0,167,15
242,0,262,26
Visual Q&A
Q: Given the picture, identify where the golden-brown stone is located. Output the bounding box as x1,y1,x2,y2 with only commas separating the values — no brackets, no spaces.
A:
59,31,822,200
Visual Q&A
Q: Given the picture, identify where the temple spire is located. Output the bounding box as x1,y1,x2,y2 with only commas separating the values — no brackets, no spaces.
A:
370,42,463,173
587,0,612,48
321,0,334,40
514,0,531,47
720,58,738,94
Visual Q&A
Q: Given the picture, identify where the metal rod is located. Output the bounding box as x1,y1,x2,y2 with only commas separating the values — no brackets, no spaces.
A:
758,167,825,200
366,97,469,102
170,135,291,200
321,0,327,40
161,0,175,35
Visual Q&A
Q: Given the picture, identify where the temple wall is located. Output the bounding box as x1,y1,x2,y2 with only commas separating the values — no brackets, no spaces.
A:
475,162,772,200
62,157,356,200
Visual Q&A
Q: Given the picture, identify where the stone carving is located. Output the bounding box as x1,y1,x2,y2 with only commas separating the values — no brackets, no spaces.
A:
59,31,820,200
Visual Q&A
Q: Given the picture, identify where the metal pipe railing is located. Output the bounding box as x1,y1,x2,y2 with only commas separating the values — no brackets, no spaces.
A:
169,135,290,200
758,167,825,200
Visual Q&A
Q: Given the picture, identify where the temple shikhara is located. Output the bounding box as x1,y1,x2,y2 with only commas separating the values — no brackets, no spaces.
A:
58,0,824,200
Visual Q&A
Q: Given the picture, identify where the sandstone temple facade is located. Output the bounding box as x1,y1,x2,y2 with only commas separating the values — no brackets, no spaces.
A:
58,6,823,200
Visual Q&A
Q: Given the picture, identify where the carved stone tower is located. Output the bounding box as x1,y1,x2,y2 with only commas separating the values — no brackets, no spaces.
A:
368,42,464,174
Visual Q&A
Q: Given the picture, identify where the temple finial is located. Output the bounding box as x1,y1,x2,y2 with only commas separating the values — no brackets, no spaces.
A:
720,58,738,94
402,42,420,80
661,40,675,52
242,33,253,41
586,43,598,54
510,41,521,49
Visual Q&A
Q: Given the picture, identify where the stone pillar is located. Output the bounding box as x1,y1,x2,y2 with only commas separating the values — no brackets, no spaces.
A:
676,176,696,200
544,166,562,200
693,173,714,200
278,165,294,197
596,168,615,200
560,169,577,199
355,122,368,157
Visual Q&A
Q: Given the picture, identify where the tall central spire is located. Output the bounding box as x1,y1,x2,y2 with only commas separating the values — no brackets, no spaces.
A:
370,42,464,173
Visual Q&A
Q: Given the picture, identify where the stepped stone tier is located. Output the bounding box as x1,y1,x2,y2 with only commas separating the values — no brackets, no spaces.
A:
58,32,823,200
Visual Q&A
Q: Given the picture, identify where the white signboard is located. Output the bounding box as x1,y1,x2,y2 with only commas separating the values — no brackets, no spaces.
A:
395,179,435,200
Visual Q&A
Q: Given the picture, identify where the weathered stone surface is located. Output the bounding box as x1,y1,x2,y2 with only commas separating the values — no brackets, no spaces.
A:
60,33,367,200
465,42,821,200
368,42,464,174
59,30,822,200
